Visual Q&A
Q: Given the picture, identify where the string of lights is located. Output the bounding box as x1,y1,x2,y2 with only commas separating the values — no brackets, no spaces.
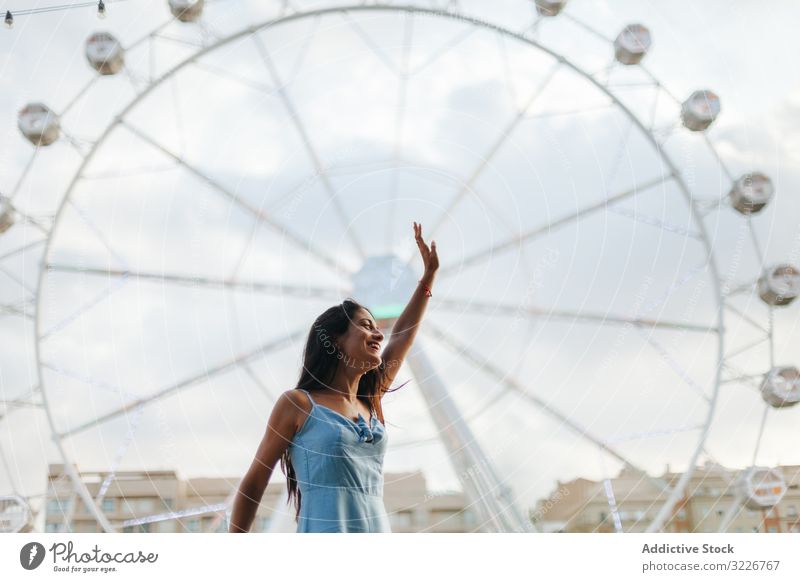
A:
4,1,133,28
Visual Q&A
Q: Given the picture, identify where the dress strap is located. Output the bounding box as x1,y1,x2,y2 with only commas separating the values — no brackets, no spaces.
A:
298,388,316,407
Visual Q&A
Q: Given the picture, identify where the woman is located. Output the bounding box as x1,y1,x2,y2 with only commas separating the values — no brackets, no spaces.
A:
229,222,439,532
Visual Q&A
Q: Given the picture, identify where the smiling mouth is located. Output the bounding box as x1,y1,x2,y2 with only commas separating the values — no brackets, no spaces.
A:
367,342,381,352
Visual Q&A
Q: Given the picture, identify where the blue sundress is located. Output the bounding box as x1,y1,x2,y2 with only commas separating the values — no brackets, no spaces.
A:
287,388,392,533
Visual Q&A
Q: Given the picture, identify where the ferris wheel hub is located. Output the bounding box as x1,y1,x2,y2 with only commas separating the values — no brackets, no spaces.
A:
351,255,418,323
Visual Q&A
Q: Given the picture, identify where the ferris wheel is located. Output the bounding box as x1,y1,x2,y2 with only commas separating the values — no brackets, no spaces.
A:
2,0,798,534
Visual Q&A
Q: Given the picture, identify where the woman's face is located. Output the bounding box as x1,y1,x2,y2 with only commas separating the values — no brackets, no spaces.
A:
338,307,384,371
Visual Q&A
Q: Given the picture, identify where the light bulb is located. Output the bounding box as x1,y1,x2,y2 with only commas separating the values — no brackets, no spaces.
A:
97,1,106,19
4,11,13,29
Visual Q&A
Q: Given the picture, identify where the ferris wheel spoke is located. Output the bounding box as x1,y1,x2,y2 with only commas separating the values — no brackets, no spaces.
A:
39,271,130,341
386,11,414,251
746,214,766,266
750,406,770,466
241,363,276,400
94,406,147,506
723,300,768,333
700,131,735,182
251,34,367,260
437,173,673,277
278,0,299,17
8,207,50,237
603,424,705,446
522,101,616,120
192,60,275,94
606,205,703,239
44,263,347,300
152,32,207,50
81,164,179,181
325,157,409,177
65,198,129,269
0,396,41,411
634,326,711,402
495,31,519,108
7,151,38,202
434,297,720,334
0,303,34,320
55,326,307,439
421,61,562,249
695,194,732,218
284,13,322,87
559,12,612,44
423,320,672,492
341,11,402,75
723,279,756,298
0,264,37,296
723,335,770,362
119,502,228,530
59,75,103,119
118,120,352,278
406,23,478,78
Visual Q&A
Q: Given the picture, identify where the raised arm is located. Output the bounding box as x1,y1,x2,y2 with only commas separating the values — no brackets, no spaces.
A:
228,390,303,532
380,222,439,394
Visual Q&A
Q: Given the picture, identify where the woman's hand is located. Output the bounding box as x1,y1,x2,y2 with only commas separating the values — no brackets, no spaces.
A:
413,221,439,276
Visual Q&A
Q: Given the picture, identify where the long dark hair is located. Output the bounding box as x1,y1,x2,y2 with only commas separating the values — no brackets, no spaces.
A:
279,297,411,522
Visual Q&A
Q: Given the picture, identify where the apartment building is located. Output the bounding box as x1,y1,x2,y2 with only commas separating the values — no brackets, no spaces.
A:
43,464,480,533
531,461,800,533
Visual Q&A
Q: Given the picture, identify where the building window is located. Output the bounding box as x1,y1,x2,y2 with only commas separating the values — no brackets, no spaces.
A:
390,511,413,528
787,505,798,517
45,523,60,533
101,498,115,513
599,512,607,523
463,510,477,526
430,510,459,525
157,520,177,533
47,498,71,515
134,498,153,513
676,508,687,520
186,518,200,533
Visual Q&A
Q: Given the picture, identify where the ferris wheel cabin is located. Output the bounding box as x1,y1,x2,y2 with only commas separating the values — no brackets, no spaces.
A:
760,366,800,408
758,264,800,306
17,103,60,146
681,90,720,132
614,24,651,65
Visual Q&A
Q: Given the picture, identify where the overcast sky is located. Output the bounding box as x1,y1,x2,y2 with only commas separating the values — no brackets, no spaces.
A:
1,0,799,530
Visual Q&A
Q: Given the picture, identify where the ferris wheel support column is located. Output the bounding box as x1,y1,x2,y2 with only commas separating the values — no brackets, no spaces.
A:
404,338,535,532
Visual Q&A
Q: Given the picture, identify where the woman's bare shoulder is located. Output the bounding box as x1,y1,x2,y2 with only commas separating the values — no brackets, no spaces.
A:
276,389,313,429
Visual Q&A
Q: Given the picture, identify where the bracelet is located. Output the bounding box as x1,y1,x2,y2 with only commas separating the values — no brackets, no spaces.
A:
418,279,432,298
